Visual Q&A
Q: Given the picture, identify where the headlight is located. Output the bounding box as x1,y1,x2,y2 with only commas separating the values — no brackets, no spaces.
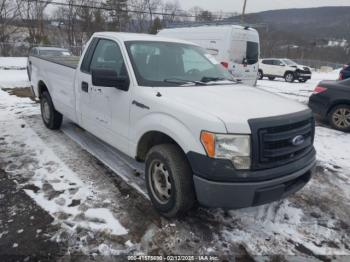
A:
200,131,251,170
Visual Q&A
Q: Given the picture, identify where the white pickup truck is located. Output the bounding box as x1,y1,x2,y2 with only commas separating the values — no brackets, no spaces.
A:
30,32,316,217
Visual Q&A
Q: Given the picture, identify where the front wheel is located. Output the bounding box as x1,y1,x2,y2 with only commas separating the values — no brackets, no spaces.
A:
40,91,63,130
285,72,295,83
145,144,195,217
328,104,350,132
258,70,263,80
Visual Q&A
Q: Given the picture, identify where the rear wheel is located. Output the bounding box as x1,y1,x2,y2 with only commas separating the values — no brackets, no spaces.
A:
328,104,350,132
258,70,263,80
285,72,295,83
40,91,63,130
268,76,275,81
145,144,195,217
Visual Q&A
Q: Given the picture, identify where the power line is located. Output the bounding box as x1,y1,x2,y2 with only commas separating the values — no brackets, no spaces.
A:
29,0,198,18
28,0,237,20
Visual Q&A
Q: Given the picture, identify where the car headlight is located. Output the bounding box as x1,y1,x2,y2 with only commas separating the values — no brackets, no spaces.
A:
200,131,251,170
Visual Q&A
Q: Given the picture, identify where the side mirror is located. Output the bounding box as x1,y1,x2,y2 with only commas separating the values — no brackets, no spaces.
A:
91,68,129,91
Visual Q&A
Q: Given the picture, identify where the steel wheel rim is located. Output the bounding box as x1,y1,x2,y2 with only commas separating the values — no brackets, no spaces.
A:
333,108,350,128
286,74,293,82
149,160,172,204
41,99,50,123
258,72,262,79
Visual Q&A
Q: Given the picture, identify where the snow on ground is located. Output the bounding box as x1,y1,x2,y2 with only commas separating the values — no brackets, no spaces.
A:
0,57,349,258
0,57,27,69
257,71,339,104
0,57,30,88
0,90,128,236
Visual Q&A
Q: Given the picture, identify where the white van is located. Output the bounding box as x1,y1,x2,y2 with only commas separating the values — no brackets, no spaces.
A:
158,25,260,86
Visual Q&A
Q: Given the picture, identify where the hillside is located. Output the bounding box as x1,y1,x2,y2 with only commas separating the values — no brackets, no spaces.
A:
228,6,350,64
244,6,350,40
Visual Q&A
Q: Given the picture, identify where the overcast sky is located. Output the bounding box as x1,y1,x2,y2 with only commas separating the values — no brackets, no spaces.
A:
178,0,350,13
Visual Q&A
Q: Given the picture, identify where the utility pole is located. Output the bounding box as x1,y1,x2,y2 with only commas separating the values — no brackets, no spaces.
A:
241,0,247,23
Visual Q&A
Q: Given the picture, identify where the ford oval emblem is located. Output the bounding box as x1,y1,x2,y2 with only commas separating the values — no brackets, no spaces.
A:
292,135,305,146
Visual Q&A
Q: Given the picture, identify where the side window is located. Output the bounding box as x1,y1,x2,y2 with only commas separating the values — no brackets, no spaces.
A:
89,39,127,77
272,60,282,66
81,38,98,73
262,60,271,65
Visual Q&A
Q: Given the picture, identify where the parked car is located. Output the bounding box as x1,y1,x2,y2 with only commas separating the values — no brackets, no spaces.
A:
158,25,260,86
309,78,350,132
259,58,312,83
30,32,316,217
27,47,73,81
338,63,350,80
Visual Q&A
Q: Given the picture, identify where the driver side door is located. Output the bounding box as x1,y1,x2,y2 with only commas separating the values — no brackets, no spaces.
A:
80,38,132,154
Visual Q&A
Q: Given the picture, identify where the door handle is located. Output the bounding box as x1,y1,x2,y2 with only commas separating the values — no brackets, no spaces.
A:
81,81,89,92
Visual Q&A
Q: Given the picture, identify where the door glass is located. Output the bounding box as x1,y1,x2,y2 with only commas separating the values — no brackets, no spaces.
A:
273,60,282,66
230,40,246,64
246,41,259,65
89,39,127,77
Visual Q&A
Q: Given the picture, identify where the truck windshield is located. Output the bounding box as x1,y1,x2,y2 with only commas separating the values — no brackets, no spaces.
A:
125,41,234,87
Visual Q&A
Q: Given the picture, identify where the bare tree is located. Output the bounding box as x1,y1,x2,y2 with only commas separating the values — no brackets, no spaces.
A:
128,0,149,32
162,0,181,24
0,0,23,55
77,0,107,38
18,0,52,45
145,0,162,25
188,6,203,19
54,0,83,47
104,0,129,31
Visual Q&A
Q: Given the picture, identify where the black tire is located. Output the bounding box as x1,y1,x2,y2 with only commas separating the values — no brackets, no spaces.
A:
328,104,350,132
285,72,295,83
258,70,263,80
145,144,195,217
268,76,275,81
40,91,63,130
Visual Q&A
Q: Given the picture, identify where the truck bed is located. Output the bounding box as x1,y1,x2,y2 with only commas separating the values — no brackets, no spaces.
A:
30,55,79,122
32,55,80,69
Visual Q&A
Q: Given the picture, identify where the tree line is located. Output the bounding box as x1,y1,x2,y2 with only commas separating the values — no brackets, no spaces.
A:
0,0,229,56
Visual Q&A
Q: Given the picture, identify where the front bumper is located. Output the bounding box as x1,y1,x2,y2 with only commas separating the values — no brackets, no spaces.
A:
297,74,311,80
193,160,315,209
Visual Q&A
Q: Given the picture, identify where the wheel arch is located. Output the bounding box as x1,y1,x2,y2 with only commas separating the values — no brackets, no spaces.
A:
37,80,49,98
284,70,295,77
136,131,184,162
133,113,206,163
327,100,350,115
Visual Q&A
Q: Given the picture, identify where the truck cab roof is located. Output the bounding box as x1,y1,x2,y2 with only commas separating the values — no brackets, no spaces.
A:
92,32,198,46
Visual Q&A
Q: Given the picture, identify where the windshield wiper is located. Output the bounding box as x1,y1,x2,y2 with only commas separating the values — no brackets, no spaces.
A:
164,78,207,86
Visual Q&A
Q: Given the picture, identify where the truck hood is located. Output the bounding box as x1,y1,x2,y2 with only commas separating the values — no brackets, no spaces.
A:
156,84,308,133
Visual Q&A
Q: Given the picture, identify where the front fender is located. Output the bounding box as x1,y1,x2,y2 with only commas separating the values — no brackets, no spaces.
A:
130,112,207,157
